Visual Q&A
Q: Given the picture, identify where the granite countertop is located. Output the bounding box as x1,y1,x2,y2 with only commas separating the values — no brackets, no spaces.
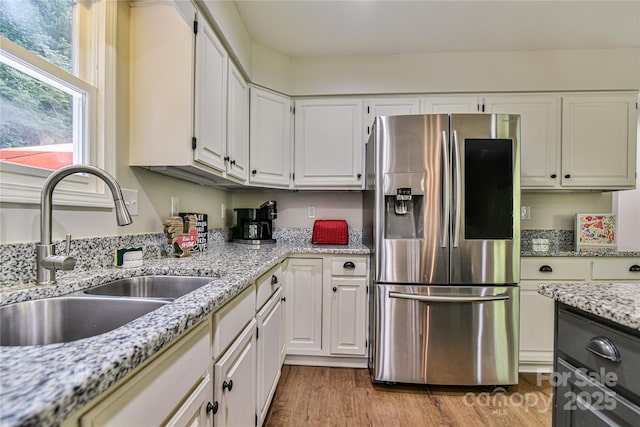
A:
0,242,369,427
521,249,640,257
538,282,640,331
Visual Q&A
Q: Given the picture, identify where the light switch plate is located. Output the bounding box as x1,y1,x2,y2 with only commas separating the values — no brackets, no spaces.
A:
520,205,531,220
308,206,316,218
171,196,179,217
121,189,139,216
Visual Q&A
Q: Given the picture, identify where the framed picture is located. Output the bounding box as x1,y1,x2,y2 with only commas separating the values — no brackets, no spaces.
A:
576,213,617,251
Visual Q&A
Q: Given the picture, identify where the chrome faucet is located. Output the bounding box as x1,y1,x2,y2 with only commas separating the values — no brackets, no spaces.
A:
36,165,133,285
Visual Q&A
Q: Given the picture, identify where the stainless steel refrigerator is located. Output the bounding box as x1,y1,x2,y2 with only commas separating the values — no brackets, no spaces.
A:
364,114,521,386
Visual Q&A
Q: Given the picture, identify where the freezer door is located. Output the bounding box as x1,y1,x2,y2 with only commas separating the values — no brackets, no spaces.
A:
371,284,519,385
449,114,520,284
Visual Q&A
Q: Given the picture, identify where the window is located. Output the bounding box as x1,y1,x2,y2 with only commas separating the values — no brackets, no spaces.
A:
0,0,116,206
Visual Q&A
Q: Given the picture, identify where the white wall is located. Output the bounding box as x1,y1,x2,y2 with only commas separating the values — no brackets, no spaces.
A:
288,48,640,96
232,191,363,230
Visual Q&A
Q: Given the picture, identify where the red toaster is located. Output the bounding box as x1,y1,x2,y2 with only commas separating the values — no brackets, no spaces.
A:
312,220,349,245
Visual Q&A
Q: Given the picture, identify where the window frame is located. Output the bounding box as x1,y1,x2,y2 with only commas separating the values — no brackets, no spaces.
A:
0,0,117,208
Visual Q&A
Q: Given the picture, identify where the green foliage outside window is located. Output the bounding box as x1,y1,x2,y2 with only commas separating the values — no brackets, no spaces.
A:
0,0,74,149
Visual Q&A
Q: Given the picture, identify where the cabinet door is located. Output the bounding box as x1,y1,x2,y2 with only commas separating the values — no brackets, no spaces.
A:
330,278,367,356
214,319,256,427
519,280,555,369
485,95,561,188
294,98,364,188
420,96,481,113
364,98,420,139
193,15,228,172
256,289,283,426
226,61,249,181
249,87,292,188
165,371,213,427
561,93,638,189
129,1,195,167
285,258,323,354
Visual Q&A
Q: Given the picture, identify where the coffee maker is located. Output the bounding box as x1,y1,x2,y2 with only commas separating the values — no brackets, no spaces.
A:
232,200,277,244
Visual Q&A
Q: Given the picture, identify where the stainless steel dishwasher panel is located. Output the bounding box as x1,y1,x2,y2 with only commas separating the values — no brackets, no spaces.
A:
371,283,520,385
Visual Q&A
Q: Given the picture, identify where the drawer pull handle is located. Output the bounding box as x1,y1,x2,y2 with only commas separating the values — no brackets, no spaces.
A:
586,337,621,363
271,274,278,285
629,265,640,272
539,265,553,272
222,379,233,392
343,261,356,269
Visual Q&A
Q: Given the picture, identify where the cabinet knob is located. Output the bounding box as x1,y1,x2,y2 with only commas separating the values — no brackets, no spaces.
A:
332,286,337,292
343,261,356,269
271,274,278,285
230,159,236,165
564,174,571,179
357,173,362,179
281,296,286,302
251,169,257,175
539,265,553,272
629,265,640,272
550,174,557,179
223,156,230,162
222,379,233,392
585,336,621,363
207,401,219,414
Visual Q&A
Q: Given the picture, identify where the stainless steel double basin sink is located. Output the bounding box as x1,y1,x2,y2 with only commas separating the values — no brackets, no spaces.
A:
0,275,215,347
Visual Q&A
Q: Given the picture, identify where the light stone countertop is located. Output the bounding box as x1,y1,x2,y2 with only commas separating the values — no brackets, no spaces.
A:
521,249,640,257
538,282,640,331
0,242,369,427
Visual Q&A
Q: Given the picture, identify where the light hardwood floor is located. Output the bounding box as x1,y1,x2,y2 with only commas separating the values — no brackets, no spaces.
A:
265,366,553,426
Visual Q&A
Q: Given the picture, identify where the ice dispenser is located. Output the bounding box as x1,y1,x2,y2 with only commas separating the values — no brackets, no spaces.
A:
384,174,425,239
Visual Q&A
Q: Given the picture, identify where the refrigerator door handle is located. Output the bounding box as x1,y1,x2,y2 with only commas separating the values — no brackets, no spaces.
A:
441,130,450,248
452,130,461,248
389,291,510,303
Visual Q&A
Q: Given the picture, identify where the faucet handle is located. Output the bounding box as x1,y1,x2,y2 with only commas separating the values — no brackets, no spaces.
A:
65,234,72,256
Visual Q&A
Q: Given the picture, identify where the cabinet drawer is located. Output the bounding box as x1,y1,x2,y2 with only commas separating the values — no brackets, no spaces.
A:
521,258,588,280
592,258,640,281
81,321,210,426
557,308,640,401
212,284,256,360
330,256,367,276
256,263,282,310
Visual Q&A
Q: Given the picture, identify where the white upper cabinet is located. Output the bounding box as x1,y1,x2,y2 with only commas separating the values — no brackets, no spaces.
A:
484,95,561,188
129,1,238,185
420,96,483,113
364,98,420,139
193,15,228,172
294,98,364,188
561,93,637,189
249,87,293,188
226,61,249,181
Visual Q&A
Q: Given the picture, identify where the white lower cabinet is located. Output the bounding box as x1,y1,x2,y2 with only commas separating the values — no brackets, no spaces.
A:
519,256,640,372
330,278,367,356
256,288,283,426
214,319,257,427
284,256,369,366
79,320,212,427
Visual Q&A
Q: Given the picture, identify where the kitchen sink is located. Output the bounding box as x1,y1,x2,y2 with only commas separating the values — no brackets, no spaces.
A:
83,275,215,300
0,296,167,347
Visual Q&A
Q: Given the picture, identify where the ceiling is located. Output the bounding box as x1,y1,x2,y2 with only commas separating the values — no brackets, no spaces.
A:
233,0,640,57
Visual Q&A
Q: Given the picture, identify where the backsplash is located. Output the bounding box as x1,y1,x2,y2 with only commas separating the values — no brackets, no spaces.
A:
0,227,363,288
521,229,575,252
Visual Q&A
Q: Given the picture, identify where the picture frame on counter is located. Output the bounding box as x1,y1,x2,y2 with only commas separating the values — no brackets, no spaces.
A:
576,213,617,252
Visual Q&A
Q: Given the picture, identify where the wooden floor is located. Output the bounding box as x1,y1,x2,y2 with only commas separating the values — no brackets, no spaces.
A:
264,366,553,427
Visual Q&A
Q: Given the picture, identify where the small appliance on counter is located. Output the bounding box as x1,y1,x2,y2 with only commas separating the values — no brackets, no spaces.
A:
312,219,349,244
232,200,277,244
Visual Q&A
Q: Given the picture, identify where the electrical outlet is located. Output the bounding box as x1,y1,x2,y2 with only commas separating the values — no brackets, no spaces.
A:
520,205,531,220
171,196,179,217
221,203,226,219
121,189,139,216
308,206,316,218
